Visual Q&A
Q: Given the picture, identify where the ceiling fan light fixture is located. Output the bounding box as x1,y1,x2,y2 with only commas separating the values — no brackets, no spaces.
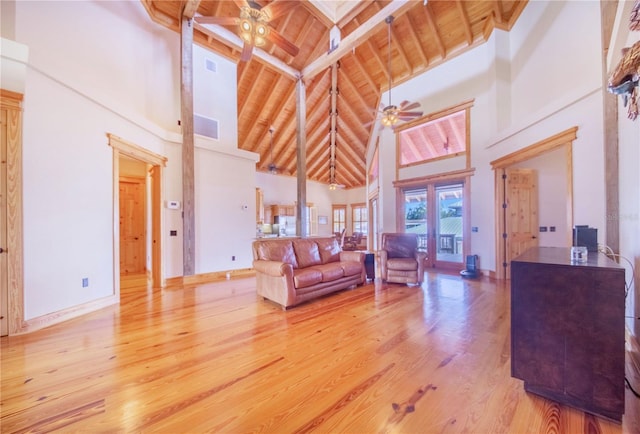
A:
239,6,269,47
381,105,399,127
329,183,337,191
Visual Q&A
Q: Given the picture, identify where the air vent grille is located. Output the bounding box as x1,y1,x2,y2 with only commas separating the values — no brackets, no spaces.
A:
205,58,217,72
194,114,219,140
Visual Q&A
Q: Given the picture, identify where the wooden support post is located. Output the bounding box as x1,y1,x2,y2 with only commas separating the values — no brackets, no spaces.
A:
601,0,619,254
295,77,307,237
181,16,196,275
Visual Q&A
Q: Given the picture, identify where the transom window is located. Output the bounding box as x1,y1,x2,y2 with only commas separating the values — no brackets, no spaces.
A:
397,101,472,167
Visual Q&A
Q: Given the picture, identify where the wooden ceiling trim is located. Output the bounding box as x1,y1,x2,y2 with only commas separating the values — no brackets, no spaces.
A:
491,0,505,27
455,0,473,46
482,14,496,41
300,0,416,81
423,4,446,59
143,1,180,30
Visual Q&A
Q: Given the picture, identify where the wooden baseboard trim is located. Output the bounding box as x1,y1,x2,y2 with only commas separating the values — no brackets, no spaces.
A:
165,268,256,288
17,295,118,335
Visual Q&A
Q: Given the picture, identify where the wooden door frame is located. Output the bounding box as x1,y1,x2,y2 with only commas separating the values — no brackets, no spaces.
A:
490,127,577,280
108,134,167,294
1,90,24,335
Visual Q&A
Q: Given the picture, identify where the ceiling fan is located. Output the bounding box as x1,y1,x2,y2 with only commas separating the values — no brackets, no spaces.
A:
375,16,423,129
194,1,300,62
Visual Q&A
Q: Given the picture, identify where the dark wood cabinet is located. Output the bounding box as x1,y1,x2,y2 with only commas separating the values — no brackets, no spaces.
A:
510,247,625,422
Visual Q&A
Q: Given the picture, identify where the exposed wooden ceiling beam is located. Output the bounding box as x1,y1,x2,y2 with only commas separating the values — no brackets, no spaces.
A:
403,13,428,67
455,0,473,46
423,4,446,59
339,69,374,115
193,21,299,78
301,0,415,81
390,22,412,76
181,0,200,19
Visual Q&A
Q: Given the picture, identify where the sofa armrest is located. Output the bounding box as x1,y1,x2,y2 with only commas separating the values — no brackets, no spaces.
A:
339,250,365,264
253,260,293,277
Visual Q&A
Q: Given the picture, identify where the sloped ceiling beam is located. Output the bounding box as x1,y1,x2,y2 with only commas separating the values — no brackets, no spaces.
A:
301,0,415,81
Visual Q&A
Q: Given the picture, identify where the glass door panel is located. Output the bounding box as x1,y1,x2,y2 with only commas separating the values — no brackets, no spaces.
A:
435,184,463,264
403,188,428,257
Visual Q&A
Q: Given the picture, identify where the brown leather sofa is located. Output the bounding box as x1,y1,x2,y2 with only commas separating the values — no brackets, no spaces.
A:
379,233,427,285
252,237,366,309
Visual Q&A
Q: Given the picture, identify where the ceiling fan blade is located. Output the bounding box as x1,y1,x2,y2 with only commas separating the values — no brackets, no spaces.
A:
240,41,254,62
234,0,249,9
266,28,299,57
194,16,240,26
261,1,299,20
398,111,423,117
399,101,421,111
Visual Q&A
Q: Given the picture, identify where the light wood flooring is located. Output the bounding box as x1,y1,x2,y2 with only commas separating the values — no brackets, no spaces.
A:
1,272,639,433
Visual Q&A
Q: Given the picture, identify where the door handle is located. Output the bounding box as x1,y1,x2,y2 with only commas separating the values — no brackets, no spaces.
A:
0,247,4,253
531,236,537,239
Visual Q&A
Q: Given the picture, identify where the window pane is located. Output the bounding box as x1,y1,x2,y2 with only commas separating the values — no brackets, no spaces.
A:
436,184,463,263
399,110,466,166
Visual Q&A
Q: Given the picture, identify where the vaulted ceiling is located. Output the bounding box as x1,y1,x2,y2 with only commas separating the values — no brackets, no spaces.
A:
142,0,528,189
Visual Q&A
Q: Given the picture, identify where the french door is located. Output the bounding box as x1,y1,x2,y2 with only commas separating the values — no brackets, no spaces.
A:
402,182,465,269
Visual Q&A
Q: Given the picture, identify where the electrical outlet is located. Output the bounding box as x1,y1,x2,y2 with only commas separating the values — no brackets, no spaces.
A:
82,278,89,288
539,226,548,232
232,256,236,261
550,226,556,232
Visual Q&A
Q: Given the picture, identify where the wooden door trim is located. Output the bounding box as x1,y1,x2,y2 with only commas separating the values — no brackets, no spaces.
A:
1,90,25,335
108,134,166,291
491,127,577,279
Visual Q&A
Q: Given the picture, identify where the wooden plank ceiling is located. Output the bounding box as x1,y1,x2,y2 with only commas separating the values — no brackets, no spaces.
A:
142,0,528,189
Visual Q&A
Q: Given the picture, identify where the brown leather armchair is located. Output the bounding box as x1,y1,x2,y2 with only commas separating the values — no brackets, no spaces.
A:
379,233,427,285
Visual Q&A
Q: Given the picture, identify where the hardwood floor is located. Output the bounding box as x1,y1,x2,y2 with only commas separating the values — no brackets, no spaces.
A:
2,272,639,433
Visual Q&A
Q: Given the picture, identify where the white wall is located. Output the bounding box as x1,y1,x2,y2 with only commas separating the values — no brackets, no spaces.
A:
612,3,640,337
371,0,608,273
12,0,259,321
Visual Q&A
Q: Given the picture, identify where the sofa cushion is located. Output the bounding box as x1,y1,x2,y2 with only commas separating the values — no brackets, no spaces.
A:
316,238,342,264
387,257,418,271
310,263,344,282
384,236,417,259
293,268,323,289
257,240,298,268
341,261,363,277
293,239,322,268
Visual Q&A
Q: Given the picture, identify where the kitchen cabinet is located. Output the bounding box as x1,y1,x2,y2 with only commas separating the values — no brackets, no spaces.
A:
511,247,625,422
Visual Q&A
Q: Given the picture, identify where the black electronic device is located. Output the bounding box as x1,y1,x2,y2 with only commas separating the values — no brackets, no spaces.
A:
460,254,479,278
573,225,598,252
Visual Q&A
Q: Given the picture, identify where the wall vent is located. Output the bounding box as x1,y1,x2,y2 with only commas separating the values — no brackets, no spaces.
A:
194,114,219,140
205,58,217,73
